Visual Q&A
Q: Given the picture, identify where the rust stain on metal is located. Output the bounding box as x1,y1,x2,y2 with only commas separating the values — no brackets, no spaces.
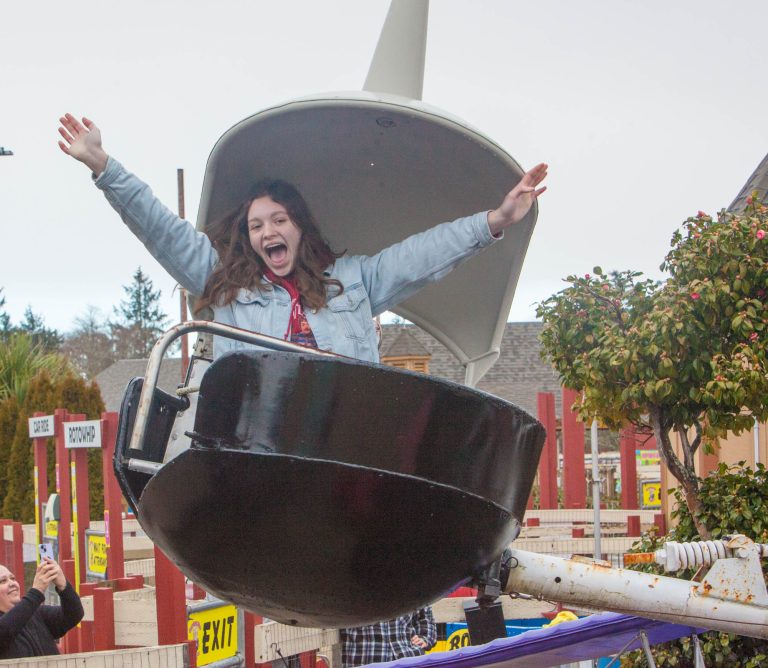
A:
623,552,655,566
571,555,612,569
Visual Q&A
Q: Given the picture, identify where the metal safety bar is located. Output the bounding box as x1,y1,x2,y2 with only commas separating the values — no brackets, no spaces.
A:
128,321,337,458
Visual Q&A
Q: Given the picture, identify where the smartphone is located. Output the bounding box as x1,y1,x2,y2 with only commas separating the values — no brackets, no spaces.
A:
38,543,54,561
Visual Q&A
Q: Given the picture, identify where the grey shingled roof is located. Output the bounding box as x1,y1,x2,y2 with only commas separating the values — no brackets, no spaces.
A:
94,358,184,412
729,153,768,213
380,322,562,417
381,329,432,358
95,323,563,418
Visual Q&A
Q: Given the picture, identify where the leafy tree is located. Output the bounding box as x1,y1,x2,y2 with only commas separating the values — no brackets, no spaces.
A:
110,267,168,358
61,306,116,378
0,332,72,404
18,307,62,352
537,202,768,538
622,463,768,666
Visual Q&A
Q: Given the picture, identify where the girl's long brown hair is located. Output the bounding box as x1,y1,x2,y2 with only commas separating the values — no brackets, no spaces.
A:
196,179,343,312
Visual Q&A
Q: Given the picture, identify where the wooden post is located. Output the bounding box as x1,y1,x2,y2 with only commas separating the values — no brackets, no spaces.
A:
155,547,188,644
619,428,640,510
54,408,72,564
536,392,558,509
243,612,261,668
60,559,78,653
93,586,116,651
114,575,144,591
627,515,641,537
11,522,23,594
101,412,125,580
0,520,10,578
561,387,586,509
67,413,90,591
299,651,318,668
78,582,97,652
32,411,49,549
186,639,198,668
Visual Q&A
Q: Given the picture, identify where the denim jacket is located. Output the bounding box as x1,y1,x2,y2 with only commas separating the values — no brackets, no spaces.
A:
95,157,500,362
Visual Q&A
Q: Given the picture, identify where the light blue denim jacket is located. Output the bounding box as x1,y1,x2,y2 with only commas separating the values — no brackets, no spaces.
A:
95,157,500,362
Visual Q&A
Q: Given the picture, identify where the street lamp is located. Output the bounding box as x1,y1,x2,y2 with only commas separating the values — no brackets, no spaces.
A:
0,147,13,156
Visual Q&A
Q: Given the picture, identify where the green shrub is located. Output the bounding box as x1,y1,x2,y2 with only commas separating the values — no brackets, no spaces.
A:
622,463,768,666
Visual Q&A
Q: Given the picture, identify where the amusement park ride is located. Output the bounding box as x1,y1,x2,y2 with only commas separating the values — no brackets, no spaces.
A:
113,0,768,649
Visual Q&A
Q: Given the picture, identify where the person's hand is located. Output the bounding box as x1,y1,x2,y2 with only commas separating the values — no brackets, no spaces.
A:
487,163,548,236
57,113,109,176
45,559,67,590
31,560,58,593
410,635,428,649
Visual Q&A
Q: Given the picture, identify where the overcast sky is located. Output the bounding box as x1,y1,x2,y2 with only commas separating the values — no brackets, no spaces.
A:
2,0,767,334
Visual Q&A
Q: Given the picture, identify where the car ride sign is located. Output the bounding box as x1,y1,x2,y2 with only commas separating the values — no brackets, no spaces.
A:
28,415,55,438
63,420,102,449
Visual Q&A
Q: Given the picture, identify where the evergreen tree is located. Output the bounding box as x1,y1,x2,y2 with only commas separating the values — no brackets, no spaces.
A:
111,267,168,358
19,307,62,352
2,371,105,523
0,288,10,338
0,396,20,505
2,374,57,523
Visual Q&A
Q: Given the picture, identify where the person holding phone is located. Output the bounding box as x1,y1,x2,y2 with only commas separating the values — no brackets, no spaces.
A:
0,558,83,659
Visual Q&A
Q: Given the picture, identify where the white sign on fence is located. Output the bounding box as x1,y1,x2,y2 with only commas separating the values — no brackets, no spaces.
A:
63,420,102,449
28,415,55,438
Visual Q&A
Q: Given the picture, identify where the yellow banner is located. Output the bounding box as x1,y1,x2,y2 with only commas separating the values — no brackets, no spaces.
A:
636,449,660,466
188,604,238,666
45,520,58,538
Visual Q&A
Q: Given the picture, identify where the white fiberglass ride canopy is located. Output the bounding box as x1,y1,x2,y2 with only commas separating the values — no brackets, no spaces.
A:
195,92,537,386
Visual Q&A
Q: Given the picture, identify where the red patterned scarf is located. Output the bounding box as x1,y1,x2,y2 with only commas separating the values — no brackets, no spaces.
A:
263,270,317,347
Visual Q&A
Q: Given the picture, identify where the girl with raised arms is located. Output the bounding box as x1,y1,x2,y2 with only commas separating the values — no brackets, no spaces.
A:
57,113,546,361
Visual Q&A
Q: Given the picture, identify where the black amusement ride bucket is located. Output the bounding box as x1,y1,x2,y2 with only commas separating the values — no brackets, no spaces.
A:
115,347,545,627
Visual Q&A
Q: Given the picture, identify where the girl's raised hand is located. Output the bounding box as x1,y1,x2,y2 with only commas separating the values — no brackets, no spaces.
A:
487,162,548,236
58,113,108,175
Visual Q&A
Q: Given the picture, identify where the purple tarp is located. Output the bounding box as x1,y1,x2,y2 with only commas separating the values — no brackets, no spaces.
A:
372,613,703,668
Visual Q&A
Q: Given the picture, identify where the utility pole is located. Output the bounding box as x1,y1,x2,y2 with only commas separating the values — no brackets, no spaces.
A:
177,168,190,380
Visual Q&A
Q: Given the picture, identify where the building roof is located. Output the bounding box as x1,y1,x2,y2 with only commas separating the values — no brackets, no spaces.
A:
95,358,184,413
729,152,768,212
95,322,563,418
380,322,562,417
381,329,431,358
